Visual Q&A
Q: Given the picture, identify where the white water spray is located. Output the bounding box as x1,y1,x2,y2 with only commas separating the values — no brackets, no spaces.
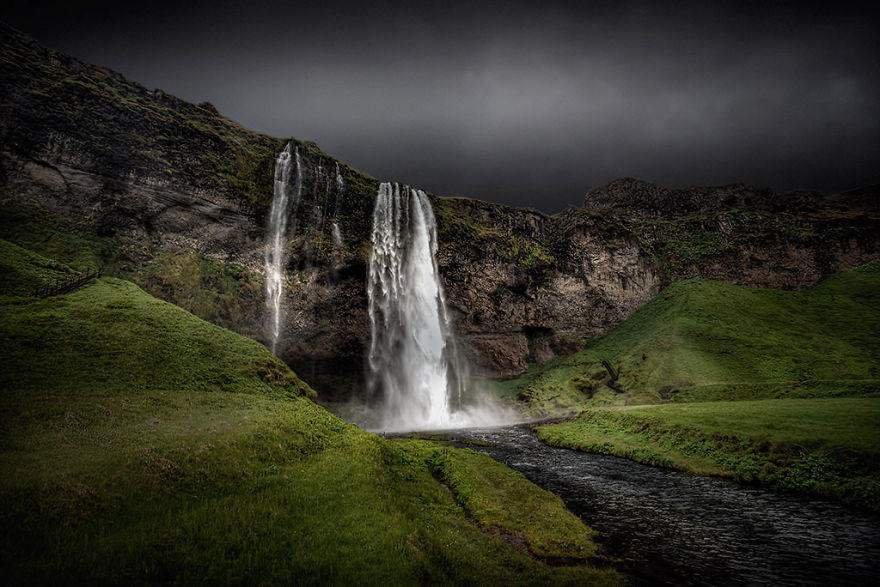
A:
367,182,510,431
264,143,301,353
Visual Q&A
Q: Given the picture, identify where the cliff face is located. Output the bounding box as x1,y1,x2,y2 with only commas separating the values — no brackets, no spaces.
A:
431,179,879,376
432,198,659,376
2,24,878,388
0,22,378,368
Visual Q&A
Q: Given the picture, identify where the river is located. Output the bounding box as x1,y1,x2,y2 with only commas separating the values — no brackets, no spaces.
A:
439,425,880,585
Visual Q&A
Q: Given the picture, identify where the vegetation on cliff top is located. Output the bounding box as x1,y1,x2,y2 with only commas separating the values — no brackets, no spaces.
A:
536,398,880,511
580,179,880,276
0,23,280,207
631,199,879,272
0,244,616,584
430,195,558,277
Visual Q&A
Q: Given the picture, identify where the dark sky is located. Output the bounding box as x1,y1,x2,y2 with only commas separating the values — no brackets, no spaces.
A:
4,1,879,211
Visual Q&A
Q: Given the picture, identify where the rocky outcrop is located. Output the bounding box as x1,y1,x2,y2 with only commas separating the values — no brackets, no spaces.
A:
2,23,878,392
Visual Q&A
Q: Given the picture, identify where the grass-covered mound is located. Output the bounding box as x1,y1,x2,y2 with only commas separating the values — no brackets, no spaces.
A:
0,252,616,584
536,398,880,511
497,261,880,414
0,238,82,296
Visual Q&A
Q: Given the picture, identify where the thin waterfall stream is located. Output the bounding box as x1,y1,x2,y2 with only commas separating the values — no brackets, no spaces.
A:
264,142,301,353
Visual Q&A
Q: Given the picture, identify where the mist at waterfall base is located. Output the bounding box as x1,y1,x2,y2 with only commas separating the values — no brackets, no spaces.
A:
363,182,514,432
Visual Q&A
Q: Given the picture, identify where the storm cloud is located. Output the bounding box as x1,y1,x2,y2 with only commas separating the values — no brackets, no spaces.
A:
4,0,879,211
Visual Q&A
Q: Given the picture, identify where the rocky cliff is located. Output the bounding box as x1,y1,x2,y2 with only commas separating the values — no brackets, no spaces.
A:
0,22,378,375
435,179,879,376
2,23,878,392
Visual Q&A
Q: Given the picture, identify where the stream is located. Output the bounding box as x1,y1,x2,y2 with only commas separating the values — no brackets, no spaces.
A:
440,425,880,586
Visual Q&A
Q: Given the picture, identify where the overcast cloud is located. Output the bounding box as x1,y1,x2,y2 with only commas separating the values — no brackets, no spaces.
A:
4,0,878,211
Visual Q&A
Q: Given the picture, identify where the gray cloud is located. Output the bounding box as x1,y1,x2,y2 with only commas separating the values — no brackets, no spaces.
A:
4,0,878,211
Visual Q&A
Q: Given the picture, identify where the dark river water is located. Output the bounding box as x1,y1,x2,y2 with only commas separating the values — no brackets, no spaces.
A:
439,425,880,586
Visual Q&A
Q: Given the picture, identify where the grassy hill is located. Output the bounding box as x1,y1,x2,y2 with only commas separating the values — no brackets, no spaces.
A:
503,259,880,510
0,245,617,584
496,260,880,414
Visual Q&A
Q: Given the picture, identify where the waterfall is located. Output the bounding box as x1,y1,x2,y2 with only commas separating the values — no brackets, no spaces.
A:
333,162,345,218
329,222,344,282
313,161,329,236
367,182,471,431
321,165,332,229
264,142,301,354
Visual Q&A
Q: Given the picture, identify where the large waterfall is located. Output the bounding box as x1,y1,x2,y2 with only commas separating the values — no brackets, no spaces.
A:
264,142,301,353
367,182,504,431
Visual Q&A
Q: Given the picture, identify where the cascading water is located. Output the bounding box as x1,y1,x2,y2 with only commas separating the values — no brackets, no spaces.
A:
367,182,452,429
333,162,345,217
329,222,344,282
367,182,509,431
264,142,302,353
313,162,328,236
331,222,343,249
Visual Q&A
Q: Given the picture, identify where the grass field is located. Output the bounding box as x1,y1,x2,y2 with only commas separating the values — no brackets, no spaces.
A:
536,398,880,511
0,247,617,584
496,261,880,414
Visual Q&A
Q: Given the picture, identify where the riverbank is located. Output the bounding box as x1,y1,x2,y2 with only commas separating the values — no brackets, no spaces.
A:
536,398,880,511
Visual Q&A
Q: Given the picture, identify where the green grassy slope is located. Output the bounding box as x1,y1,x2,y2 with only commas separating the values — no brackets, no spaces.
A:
536,398,880,511
0,249,616,584
0,205,269,338
499,261,880,414
0,239,81,296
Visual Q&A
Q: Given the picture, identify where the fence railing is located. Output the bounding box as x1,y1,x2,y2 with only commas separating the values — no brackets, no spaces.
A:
34,268,102,297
